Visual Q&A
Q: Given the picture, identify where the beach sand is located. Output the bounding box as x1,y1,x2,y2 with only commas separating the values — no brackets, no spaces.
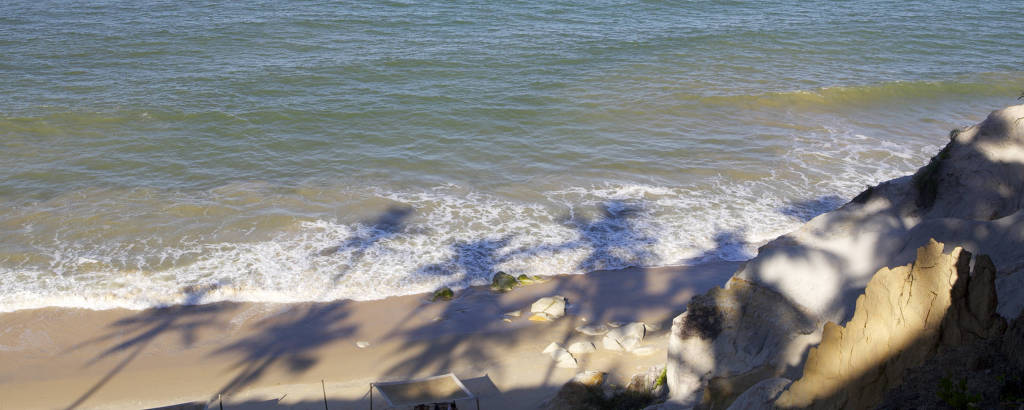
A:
0,261,739,409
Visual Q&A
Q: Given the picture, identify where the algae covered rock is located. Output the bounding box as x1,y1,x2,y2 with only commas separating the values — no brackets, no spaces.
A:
517,273,547,285
490,271,518,292
627,365,668,399
431,286,454,302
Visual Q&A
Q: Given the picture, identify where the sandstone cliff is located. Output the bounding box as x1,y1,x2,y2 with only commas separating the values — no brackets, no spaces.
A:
666,104,1024,408
774,240,1005,409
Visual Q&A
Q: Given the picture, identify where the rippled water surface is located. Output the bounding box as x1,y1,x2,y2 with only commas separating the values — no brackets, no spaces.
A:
2,0,1023,311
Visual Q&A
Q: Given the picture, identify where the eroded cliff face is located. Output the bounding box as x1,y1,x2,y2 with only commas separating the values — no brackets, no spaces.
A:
774,240,1006,409
668,278,817,409
666,105,1024,408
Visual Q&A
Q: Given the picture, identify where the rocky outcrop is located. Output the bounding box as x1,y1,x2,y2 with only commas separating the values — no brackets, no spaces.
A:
431,286,454,301
544,371,606,410
667,105,1024,408
668,278,817,409
546,369,663,410
491,271,519,292
876,333,1023,409
517,274,547,285
774,240,1005,409
628,365,669,399
1003,310,1024,371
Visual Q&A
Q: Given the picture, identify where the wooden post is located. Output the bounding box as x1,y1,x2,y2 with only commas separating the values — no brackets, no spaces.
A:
321,379,329,410
369,383,373,410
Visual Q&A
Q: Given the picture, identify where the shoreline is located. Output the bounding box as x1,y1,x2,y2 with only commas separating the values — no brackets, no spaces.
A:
0,261,741,409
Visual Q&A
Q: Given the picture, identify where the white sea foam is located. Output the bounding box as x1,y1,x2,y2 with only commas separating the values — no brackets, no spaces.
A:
0,127,940,312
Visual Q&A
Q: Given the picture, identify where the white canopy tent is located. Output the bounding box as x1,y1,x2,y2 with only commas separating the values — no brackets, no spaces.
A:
370,373,479,409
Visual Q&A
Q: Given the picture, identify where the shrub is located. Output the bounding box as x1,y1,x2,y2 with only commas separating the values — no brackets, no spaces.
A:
937,376,981,409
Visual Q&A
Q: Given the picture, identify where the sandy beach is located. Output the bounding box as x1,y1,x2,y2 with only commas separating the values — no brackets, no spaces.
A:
0,261,739,409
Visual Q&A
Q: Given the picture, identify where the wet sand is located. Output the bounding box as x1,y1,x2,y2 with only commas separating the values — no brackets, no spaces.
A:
0,261,740,409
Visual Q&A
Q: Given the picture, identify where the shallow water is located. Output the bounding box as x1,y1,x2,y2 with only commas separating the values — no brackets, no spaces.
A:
2,0,1022,311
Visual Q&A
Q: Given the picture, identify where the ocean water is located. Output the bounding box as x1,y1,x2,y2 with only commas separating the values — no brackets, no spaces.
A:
1,1,1022,312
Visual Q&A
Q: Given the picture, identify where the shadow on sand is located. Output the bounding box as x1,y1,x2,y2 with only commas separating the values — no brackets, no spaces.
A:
209,302,358,398
65,285,237,410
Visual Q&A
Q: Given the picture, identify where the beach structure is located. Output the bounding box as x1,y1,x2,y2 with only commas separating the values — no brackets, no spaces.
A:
370,373,479,409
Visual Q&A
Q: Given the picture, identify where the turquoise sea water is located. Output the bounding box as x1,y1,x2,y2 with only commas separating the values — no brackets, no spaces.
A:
1,1,1023,311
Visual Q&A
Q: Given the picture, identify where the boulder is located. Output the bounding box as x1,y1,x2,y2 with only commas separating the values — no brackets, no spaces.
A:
530,313,554,322
544,371,606,410
603,322,647,352
430,287,454,302
557,356,581,369
517,274,546,285
575,324,609,336
555,352,578,369
547,369,661,410
490,271,518,292
624,322,646,339
628,365,668,397
542,343,578,369
531,296,567,320
602,335,625,352
666,105,1024,408
574,370,606,387
568,341,596,355
543,342,577,368
621,336,643,351
543,342,562,354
